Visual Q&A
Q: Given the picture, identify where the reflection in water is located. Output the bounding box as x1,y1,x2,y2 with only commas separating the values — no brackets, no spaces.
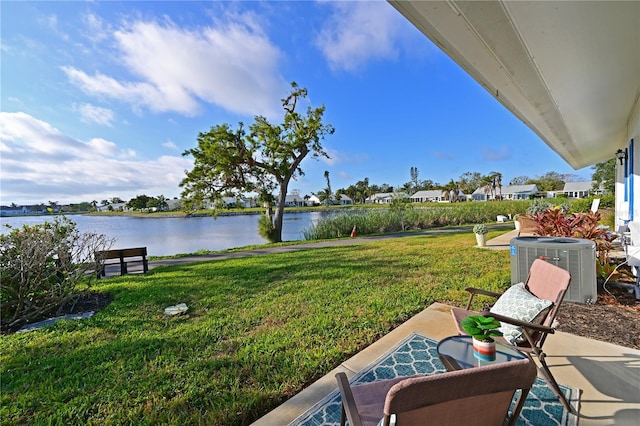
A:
0,211,326,256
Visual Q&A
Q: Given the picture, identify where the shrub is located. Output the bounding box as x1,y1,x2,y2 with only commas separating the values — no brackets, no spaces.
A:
526,199,553,215
570,194,615,213
473,224,488,234
258,213,278,242
0,216,113,332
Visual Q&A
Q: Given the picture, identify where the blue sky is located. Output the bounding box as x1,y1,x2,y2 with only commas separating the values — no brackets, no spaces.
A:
0,1,594,205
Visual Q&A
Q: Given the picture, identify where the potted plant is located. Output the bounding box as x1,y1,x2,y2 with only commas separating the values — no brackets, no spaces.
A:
473,224,488,247
461,315,503,360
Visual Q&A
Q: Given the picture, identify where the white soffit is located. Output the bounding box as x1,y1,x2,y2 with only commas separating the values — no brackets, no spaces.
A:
389,1,640,169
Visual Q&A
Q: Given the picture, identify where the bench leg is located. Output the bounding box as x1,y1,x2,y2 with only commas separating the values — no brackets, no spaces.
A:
120,255,127,275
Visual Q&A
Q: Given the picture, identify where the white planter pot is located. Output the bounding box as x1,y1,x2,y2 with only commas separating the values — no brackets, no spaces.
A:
475,233,487,247
472,337,496,361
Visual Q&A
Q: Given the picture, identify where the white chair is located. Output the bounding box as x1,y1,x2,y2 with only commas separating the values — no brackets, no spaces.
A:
624,221,640,299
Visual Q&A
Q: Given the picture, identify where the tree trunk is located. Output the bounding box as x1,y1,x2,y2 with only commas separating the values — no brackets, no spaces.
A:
273,188,287,243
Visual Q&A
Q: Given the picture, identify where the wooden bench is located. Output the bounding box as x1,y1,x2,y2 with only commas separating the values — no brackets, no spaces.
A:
96,247,148,278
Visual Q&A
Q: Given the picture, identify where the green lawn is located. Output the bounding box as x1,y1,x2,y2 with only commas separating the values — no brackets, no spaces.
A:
1,230,511,425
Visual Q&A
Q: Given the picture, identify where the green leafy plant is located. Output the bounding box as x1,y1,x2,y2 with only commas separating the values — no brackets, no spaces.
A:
473,224,488,235
535,210,617,264
461,315,503,342
526,199,553,215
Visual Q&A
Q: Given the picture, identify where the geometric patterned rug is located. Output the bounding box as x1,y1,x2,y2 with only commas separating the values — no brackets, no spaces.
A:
290,333,580,426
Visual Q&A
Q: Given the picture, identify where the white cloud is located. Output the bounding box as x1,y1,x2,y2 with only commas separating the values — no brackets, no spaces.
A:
0,112,192,204
76,103,115,126
315,1,405,72
163,140,178,150
62,14,287,119
38,14,69,41
82,12,109,42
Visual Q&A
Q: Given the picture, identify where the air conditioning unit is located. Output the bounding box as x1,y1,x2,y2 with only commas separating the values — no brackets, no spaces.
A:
510,236,596,303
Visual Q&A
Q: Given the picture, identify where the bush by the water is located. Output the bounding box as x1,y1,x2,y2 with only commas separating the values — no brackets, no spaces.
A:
0,216,113,332
302,201,532,240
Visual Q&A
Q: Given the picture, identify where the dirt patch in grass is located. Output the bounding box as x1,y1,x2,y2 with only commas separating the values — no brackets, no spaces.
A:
64,290,114,314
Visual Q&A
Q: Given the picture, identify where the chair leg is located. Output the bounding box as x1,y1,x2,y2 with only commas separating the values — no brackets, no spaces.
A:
536,352,573,413
508,388,531,426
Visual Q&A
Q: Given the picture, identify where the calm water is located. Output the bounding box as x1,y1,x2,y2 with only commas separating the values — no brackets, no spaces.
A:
0,211,326,256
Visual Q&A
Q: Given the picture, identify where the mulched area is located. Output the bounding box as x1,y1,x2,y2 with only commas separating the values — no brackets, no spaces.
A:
556,283,639,350
1,291,114,334
66,290,114,314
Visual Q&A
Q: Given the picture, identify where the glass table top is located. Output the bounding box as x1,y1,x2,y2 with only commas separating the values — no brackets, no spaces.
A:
437,335,527,370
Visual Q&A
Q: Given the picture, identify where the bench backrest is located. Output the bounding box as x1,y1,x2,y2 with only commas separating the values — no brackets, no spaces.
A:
97,247,147,259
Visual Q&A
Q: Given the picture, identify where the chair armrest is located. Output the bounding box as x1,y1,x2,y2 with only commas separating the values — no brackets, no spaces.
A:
465,287,503,298
463,287,502,310
481,311,555,334
335,373,364,426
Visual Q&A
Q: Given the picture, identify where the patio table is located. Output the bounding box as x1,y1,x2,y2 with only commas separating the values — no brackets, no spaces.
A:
437,335,527,371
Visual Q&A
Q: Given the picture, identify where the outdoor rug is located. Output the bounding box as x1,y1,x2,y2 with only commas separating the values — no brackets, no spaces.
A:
290,333,580,426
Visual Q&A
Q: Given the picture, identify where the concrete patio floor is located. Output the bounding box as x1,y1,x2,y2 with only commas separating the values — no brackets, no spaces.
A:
254,229,640,426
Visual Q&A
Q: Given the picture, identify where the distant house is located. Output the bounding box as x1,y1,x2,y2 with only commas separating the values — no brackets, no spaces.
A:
284,193,305,207
472,184,538,201
166,199,182,211
0,205,31,216
304,194,352,206
334,194,353,205
201,197,250,209
562,181,602,198
365,192,394,204
366,192,410,204
410,190,444,202
96,202,127,212
221,197,251,208
306,195,321,206
0,205,51,216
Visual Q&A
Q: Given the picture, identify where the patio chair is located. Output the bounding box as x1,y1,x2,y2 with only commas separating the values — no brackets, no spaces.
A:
624,221,640,299
515,214,539,236
335,357,536,426
451,259,573,412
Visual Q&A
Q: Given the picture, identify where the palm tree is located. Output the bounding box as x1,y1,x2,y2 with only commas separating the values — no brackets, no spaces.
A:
363,177,371,203
323,170,332,207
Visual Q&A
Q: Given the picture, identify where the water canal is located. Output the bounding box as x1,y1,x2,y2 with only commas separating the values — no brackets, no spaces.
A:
0,211,327,256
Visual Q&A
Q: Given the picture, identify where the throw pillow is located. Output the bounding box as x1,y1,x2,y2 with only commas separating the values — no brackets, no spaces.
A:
490,282,553,345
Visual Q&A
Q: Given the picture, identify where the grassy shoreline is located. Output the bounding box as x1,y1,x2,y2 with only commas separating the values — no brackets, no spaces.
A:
1,230,511,425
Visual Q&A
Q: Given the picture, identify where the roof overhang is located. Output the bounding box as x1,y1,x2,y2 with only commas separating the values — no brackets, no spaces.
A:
389,1,640,169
